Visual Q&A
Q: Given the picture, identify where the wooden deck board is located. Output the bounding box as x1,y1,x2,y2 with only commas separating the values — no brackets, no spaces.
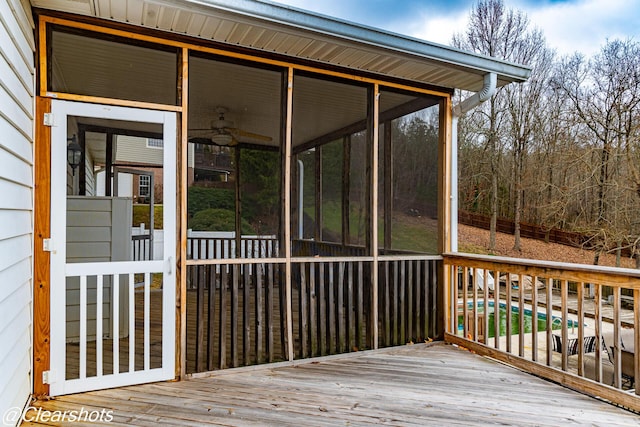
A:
24,343,639,426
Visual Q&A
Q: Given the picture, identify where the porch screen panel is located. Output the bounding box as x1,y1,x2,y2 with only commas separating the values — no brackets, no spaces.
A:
379,90,440,255
186,54,283,261
50,28,178,105
291,73,368,257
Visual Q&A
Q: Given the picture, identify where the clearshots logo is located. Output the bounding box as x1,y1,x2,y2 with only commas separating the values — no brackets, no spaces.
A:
3,406,114,425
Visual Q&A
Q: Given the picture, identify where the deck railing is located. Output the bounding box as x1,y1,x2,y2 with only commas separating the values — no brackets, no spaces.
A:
185,248,441,374
186,261,287,373
444,253,640,412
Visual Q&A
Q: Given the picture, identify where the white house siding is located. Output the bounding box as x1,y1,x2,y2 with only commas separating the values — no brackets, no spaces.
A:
115,135,163,165
0,0,34,423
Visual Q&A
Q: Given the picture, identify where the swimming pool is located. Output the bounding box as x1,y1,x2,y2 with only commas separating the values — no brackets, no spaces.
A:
458,301,580,338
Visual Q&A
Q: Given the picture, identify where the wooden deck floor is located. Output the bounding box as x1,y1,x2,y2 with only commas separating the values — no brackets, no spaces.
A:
24,343,639,426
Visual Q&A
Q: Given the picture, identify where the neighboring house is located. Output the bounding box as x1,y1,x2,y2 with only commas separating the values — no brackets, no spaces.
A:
0,0,534,424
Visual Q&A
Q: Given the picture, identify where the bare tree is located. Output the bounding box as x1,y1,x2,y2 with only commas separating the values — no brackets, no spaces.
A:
553,39,640,264
453,0,539,251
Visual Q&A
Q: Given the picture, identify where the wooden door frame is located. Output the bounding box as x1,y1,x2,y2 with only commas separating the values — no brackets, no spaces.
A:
34,96,52,397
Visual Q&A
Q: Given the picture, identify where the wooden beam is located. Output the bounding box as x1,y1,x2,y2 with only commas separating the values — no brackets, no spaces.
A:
437,96,452,339
34,96,52,397
370,84,380,349
284,67,294,361
177,47,189,380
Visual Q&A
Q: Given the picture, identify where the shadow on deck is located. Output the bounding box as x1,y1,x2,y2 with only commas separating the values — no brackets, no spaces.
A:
24,343,639,426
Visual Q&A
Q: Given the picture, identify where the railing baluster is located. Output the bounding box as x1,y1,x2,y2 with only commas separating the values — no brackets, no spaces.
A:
482,269,489,346
231,264,239,368
400,260,406,344
472,267,478,342
577,282,584,377
506,272,512,354
613,286,621,388
266,263,274,362
219,266,227,369
318,262,326,355
594,283,602,382
337,262,345,353
531,275,538,361
144,272,150,371
346,262,354,351
196,265,205,372
328,262,335,354
96,275,103,376
112,274,119,375
309,263,317,356
494,270,500,350
255,263,264,364
518,274,524,358
357,261,364,350
207,265,216,370
243,266,251,366
462,266,468,340
79,275,87,379
128,273,135,373
392,261,398,345
299,263,308,358
561,279,568,372
634,288,640,396
407,261,413,342
415,261,421,342
546,277,552,366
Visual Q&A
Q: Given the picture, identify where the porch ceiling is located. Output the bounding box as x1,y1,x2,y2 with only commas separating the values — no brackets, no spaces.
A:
30,0,531,92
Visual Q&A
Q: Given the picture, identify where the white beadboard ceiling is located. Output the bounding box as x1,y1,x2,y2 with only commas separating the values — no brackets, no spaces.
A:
30,0,531,92
32,0,531,149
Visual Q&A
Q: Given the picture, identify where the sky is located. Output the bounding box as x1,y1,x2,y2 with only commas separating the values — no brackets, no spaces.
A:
270,0,640,58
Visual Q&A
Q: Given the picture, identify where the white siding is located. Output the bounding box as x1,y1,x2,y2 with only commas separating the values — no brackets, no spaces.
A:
0,0,34,423
115,135,163,165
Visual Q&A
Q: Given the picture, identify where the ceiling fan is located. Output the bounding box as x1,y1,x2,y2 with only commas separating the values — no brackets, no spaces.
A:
189,106,272,147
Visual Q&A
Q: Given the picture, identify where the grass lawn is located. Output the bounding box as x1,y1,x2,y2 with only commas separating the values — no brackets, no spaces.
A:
312,200,438,253
133,204,163,228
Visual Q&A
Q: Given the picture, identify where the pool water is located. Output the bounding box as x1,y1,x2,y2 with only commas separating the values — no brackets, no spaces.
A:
458,302,576,338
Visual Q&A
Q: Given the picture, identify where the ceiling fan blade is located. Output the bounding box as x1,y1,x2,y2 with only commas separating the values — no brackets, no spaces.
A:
228,128,273,143
188,137,215,145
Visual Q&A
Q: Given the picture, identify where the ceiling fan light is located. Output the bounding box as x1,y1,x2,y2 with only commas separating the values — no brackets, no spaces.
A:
211,133,233,146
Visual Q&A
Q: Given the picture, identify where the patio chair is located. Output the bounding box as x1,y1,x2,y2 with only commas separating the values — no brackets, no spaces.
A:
602,333,635,388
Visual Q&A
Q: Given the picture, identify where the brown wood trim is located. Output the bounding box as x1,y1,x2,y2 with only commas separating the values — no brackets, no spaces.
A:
177,47,189,380
443,253,640,288
284,67,295,361
444,333,640,413
33,96,52,397
37,16,47,96
36,13,452,99
370,83,380,349
42,91,182,112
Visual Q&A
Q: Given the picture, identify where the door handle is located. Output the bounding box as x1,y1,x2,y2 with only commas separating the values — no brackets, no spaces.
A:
167,256,173,275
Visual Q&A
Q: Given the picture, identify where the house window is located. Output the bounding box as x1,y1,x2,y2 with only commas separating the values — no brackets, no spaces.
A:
139,175,150,197
147,138,164,149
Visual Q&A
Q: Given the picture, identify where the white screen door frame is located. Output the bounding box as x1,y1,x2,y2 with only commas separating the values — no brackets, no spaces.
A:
49,100,176,396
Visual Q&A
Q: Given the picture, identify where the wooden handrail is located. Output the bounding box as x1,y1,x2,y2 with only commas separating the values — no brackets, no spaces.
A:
444,252,640,289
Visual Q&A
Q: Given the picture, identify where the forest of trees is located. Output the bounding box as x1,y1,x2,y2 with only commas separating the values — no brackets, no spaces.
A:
454,0,640,266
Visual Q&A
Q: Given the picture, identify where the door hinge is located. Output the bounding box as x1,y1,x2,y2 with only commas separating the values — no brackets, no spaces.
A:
42,370,56,384
43,238,53,252
43,113,54,126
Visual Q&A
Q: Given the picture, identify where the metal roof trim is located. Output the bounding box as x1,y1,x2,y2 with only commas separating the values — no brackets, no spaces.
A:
177,0,532,83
